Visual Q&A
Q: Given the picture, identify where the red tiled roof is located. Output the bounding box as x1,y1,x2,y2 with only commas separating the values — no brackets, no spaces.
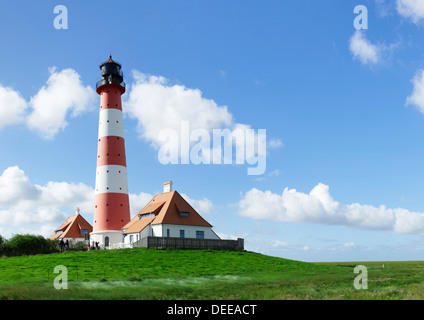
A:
49,213,93,240
123,215,155,234
123,191,212,234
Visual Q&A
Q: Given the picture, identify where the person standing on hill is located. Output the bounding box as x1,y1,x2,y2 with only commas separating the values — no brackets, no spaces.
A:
59,239,64,253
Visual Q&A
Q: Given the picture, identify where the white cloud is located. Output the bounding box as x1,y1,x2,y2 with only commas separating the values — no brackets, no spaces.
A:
349,30,381,65
237,183,424,235
271,240,290,248
396,0,424,24
268,138,283,149
215,232,247,240
406,69,424,113
26,67,96,139
0,166,40,206
181,193,214,215
129,191,153,219
0,166,94,237
375,0,394,17
268,169,281,177
0,85,28,130
125,71,233,149
343,242,356,249
0,67,96,139
125,71,281,173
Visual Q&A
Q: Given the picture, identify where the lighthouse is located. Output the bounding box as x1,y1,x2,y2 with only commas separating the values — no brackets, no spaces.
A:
90,56,131,248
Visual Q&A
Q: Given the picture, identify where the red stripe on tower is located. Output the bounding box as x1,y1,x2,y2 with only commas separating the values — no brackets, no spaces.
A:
90,55,130,249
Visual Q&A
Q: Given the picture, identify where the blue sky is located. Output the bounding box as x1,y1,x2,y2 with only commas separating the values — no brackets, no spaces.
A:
1,0,424,262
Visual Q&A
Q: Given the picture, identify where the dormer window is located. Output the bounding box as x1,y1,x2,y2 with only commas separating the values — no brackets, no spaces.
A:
179,211,189,217
139,212,155,220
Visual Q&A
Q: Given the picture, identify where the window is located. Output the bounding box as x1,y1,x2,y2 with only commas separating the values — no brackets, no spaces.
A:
196,231,204,239
179,211,189,217
130,235,133,243
180,230,185,238
167,229,170,237
105,237,109,247
139,213,155,220
80,229,88,236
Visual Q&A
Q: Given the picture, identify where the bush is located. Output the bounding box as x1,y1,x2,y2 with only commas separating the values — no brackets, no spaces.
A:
0,234,59,257
69,241,87,252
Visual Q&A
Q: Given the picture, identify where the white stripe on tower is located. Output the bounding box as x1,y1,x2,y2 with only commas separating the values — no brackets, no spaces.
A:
98,108,125,139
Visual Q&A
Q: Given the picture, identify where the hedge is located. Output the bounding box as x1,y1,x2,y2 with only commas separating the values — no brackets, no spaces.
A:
0,234,59,257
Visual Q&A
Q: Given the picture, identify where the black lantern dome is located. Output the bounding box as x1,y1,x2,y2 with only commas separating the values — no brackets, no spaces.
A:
96,55,125,94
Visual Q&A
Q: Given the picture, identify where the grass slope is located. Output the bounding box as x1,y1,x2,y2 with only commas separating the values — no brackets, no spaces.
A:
0,248,423,300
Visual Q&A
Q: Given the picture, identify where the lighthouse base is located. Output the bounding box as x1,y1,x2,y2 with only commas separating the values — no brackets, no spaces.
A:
90,230,123,249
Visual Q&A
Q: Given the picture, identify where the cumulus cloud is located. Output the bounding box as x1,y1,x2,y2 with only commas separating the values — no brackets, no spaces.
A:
0,85,28,130
238,183,424,235
125,71,280,174
0,67,95,139
396,0,424,24
0,166,94,237
125,71,233,148
26,67,96,139
406,69,424,113
181,193,214,215
349,30,381,65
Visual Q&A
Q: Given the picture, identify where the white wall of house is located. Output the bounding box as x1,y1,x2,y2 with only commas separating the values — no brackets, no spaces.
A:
156,224,219,239
124,224,219,244
123,222,152,244
123,223,219,245
124,231,141,245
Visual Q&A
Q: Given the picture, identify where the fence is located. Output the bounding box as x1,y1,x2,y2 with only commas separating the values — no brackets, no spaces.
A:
132,236,244,251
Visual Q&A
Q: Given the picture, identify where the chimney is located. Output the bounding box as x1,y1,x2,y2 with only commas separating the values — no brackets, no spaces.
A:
75,207,80,215
163,181,173,193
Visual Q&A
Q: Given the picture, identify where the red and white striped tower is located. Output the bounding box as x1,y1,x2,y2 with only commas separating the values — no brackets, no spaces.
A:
90,56,130,248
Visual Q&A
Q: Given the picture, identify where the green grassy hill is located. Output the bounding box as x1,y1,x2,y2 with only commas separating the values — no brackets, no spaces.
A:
0,248,423,300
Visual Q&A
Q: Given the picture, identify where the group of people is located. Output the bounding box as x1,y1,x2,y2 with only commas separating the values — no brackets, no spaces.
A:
88,241,100,250
58,239,69,253
58,239,102,252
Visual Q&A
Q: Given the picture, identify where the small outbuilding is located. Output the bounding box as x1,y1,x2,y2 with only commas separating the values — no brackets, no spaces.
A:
49,208,93,244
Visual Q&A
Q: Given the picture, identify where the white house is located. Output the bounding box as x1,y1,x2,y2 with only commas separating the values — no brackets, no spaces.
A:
122,181,220,245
